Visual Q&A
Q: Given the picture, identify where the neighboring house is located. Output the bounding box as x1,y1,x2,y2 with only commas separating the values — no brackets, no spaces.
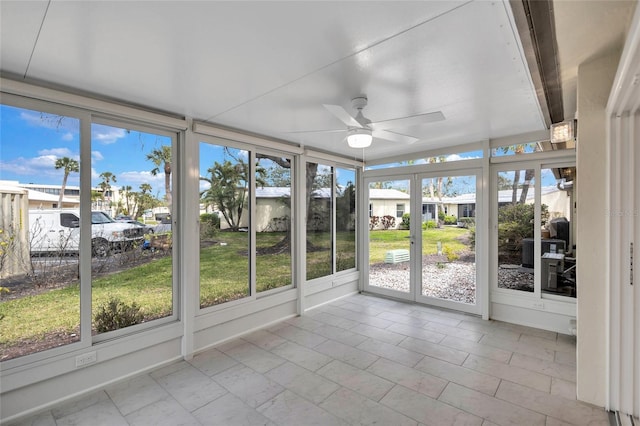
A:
368,188,410,229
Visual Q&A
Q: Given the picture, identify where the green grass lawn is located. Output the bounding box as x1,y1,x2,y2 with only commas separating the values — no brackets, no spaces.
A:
0,227,470,352
369,226,471,263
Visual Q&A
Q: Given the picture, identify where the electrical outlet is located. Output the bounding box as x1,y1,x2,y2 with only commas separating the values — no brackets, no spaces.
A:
75,351,97,368
532,301,545,310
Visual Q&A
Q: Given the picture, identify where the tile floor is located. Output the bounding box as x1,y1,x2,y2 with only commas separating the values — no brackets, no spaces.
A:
11,293,611,426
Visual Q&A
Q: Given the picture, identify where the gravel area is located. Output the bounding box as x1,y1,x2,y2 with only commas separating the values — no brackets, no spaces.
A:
369,254,477,304
368,255,537,304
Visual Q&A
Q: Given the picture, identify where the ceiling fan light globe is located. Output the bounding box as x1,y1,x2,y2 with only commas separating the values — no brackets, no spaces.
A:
347,128,372,148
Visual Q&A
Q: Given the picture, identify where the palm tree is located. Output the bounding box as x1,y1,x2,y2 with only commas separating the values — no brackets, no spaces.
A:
54,157,79,208
98,171,117,205
147,146,172,215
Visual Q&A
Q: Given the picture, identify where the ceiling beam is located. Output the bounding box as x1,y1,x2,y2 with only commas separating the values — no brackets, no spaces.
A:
510,0,564,125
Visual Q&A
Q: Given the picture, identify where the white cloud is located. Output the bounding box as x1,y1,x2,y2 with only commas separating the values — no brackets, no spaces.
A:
62,132,74,141
37,147,77,158
118,170,165,189
0,155,66,178
91,151,104,162
92,124,127,145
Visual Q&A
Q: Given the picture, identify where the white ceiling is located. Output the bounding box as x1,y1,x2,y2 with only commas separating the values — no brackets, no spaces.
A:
0,1,636,162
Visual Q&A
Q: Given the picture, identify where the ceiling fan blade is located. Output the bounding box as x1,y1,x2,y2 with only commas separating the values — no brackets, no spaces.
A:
323,104,363,128
371,111,445,131
373,129,419,144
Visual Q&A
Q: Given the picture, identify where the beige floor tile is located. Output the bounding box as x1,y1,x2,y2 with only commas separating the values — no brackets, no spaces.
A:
399,336,469,365
307,311,359,330
509,352,576,382
317,359,395,401
550,377,576,400
320,387,418,426
105,374,169,416
441,335,513,363
457,321,522,341
387,322,446,343
380,385,483,425
422,321,484,342
367,357,448,398
313,339,379,369
192,392,274,426
350,322,407,345
242,329,289,350
50,390,110,420
414,355,500,396
189,348,238,377
218,340,286,373
257,390,348,426
125,396,200,426
479,334,556,361
440,382,546,426
463,354,551,392
55,399,128,426
495,380,610,425
271,324,328,348
378,311,429,327
265,362,340,405
357,337,425,367
313,323,370,347
270,340,333,372
155,365,227,411
213,365,284,408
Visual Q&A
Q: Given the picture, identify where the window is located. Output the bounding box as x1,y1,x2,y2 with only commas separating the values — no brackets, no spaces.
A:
0,104,81,360
199,143,250,308
256,153,293,293
336,168,356,272
90,121,176,336
396,203,405,218
306,162,357,280
306,163,333,280
60,213,79,228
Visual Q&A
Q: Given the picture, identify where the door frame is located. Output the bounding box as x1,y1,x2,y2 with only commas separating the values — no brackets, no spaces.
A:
363,167,485,315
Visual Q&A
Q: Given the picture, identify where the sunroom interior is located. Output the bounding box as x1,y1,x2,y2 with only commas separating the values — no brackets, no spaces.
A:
1,0,639,423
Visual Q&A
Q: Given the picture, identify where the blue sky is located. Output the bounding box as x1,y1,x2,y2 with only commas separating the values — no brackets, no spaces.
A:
1,104,171,197
1,104,354,198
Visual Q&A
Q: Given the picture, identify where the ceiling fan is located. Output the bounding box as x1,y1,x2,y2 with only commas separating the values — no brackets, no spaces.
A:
313,96,445,148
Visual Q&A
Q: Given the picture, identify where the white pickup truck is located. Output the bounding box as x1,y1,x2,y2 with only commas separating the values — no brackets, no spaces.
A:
29,209,145,257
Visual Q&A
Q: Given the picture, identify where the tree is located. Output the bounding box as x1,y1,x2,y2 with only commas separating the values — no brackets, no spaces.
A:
498,144,537,204
54,157,79,208
200,158,266,231
147,146,172,215
98,171,117,205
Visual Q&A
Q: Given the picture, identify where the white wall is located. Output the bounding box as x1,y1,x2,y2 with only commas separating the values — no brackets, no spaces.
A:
576,49,622,407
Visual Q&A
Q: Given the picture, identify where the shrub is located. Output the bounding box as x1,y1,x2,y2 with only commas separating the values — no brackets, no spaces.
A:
438,211,446,221
424,220,437,229
444,215,458,225
94,297,144,333
400,213,410,229
380,215,396,230
200,213,220,238
458,217,475,227
369,216,380,230
497,203,548,257
443,245,459,262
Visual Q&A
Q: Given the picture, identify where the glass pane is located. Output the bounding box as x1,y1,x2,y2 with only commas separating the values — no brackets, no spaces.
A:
541,166,575,297
421,175,476,304
306,163,333,280
0,104,81,360
256,154,292,292
368,179,411,292
497,169,536,292
199,144,249,307
90,124,173,334
336,168,356,272
366,150,483,170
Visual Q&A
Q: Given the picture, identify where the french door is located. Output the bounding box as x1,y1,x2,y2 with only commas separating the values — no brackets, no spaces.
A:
364,169,483,314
